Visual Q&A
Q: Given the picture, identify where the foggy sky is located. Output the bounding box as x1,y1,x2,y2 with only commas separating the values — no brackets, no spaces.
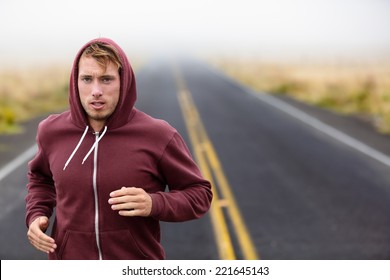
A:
1,0,390,67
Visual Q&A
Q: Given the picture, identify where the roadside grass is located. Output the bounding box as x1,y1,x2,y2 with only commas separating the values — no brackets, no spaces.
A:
0,66,70,134
210,57,390,134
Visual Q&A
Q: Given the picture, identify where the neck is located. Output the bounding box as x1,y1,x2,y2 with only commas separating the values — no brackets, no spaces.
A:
89,119,105,133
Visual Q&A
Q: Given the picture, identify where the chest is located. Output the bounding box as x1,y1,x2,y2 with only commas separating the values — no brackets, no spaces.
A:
48,132,165,197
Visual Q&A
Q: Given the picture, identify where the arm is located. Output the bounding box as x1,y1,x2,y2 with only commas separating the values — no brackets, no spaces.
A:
25,128,57,248
149,132,212,222
108,132,212,222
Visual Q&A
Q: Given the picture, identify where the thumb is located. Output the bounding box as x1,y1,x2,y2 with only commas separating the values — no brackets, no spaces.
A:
38,216,50,231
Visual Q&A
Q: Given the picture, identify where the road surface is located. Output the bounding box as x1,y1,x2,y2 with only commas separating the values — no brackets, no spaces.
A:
1,58,390,260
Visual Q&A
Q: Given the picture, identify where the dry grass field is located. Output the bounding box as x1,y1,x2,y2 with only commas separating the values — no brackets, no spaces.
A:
2,57,390,135
0,66,70,133
211,57,390,134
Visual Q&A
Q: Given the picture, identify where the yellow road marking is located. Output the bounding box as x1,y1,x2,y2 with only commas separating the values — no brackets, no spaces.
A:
174,65,259,260
177,87,236,260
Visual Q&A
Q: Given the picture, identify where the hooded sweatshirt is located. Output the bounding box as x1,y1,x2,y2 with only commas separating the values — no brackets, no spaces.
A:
25,38,212,260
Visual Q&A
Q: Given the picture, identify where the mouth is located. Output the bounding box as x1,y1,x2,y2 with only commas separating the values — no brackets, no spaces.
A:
90,100,106,110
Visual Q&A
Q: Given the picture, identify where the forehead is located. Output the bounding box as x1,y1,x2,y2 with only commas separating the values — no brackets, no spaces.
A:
78,56,118,76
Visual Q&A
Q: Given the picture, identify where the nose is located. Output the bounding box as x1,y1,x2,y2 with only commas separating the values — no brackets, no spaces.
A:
92,81,103,98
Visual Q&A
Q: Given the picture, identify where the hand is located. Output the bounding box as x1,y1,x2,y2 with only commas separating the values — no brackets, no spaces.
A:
27,216,57,254
109,187,152,217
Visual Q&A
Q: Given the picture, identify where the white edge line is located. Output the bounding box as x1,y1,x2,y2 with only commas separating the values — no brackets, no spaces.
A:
0,144,37,182
205,63,390,168
253,92,390,168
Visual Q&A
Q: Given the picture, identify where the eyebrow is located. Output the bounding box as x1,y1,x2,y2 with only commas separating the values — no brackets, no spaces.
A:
78,74,117,79
100,75,116,79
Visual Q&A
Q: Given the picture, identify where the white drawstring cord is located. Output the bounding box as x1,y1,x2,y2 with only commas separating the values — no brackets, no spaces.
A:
82,126,108,165
63,126,89,170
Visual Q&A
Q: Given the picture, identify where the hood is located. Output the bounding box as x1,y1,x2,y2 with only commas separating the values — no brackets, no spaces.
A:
69,38,137,130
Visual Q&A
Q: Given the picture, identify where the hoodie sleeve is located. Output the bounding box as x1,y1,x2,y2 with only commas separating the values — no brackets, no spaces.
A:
25,124,56,227
149,132,212,222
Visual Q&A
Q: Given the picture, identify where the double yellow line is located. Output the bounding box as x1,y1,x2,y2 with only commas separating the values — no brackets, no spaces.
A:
173,65,259,260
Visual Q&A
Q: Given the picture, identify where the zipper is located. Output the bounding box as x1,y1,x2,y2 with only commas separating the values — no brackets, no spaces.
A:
93,132,103,260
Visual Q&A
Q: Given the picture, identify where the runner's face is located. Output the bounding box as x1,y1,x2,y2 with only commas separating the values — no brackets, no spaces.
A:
78,56,120,131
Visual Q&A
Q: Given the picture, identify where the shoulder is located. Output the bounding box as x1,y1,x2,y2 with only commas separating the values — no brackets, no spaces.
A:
37,111,73,139
132,109,177,137
38,111,71,128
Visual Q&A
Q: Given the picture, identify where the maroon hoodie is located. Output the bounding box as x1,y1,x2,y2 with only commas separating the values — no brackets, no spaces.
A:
25,38,212,260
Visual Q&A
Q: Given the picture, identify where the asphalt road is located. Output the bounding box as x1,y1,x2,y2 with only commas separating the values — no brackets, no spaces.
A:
1,58,390,260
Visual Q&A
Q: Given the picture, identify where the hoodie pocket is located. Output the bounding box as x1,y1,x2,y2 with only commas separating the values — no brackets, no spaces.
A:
57,230,98,260
100,229,150,260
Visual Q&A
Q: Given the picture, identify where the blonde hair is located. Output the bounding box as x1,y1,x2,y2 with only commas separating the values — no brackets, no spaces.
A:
81,42,122,71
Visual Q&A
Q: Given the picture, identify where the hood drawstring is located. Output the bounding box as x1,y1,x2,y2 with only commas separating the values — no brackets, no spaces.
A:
82,126,107,165
63,126,89,170
63,126,107,170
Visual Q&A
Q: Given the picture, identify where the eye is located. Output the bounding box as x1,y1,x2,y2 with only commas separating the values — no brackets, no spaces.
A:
101,76,115,84
102,77,112,84
80,76,92,83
